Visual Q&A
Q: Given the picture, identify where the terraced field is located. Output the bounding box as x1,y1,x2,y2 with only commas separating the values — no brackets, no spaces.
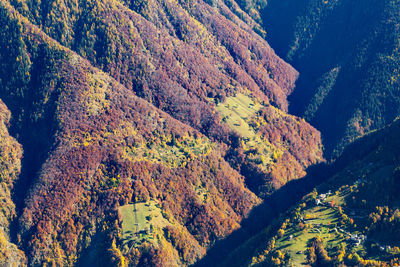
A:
121,134,214,167
119,200,171,249
215,94,276,168
215,93,262,140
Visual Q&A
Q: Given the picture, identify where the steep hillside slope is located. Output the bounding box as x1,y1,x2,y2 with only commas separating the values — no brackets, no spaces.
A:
0,2,262,265
6,0,324,195
239,119,400,266
0,0,326,265
261,0,400,157
10,0,296,123
0,100,26,266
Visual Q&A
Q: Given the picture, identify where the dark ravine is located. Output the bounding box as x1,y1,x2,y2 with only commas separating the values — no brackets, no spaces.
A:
260,0,400,157
0,5,62,254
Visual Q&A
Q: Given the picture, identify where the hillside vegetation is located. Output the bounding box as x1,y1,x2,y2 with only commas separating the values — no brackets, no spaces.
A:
217,93,323,195
0,100,26,265
237,118,400,266
260,0,400,157
0,2,261,265
6,0,324,196
0,0,325,265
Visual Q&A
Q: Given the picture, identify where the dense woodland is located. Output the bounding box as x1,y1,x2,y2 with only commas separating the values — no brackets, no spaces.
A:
5,0,324,189
0,0,399,266
261,0,400,157
0,0,325,265
0,100,26,265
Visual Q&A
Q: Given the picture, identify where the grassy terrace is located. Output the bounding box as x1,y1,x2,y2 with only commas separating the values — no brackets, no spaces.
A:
215,93,277,168
118,200,171,249
274,200,349,266
121,134,213,168
215,93,262,140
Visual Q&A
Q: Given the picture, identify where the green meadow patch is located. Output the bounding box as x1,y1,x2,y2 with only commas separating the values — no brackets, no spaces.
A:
119,200,171,249
215,93,278,169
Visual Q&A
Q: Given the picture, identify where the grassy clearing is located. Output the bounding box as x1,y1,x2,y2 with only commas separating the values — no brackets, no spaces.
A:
119,200,170,248
263,181,372,266
274,203,345,265
215,93,277,168
121,135,213,168
215,93,262,139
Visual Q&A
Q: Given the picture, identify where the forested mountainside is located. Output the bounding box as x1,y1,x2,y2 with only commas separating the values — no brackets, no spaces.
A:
260,0,400,157
0,0,324,265
0,2,259,265
0,100,26,266
225,118,400,266
1,0,399,266
7,0,324,194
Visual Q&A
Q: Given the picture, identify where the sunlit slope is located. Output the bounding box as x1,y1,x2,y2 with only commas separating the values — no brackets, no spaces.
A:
249,119,400,266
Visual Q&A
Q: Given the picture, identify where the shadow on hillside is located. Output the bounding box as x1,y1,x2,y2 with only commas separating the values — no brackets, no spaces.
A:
194,162,340,267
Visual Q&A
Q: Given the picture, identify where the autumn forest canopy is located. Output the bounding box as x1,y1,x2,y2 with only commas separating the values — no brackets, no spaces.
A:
0,0,399,266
